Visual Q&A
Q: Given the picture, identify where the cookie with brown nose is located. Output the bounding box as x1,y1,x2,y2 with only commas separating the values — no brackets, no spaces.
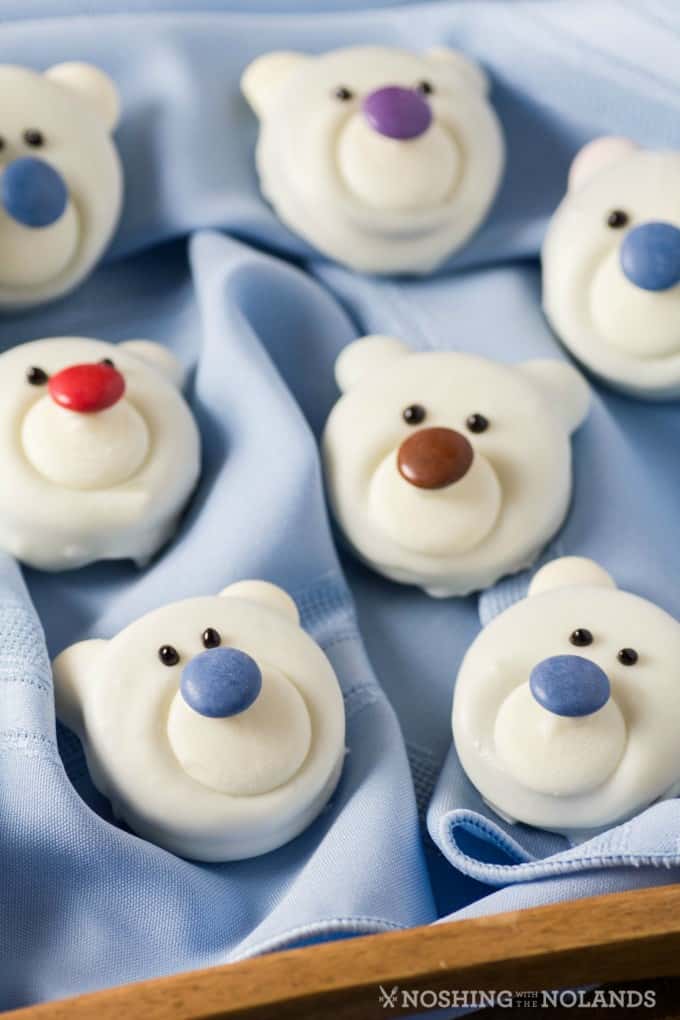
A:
322,335,590,597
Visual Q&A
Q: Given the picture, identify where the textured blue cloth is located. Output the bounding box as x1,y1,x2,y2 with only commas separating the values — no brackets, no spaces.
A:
1,0,680,1009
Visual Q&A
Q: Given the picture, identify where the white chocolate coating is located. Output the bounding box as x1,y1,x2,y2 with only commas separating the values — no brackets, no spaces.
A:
0,63,122,308
453,557,680,833
53,582,346,861
166,665,312,797
0,336,200,570
543,140,680,398
242,46,504,274
322,336,590,597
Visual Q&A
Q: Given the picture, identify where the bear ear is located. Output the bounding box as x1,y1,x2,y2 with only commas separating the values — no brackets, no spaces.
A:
519,360,590,434
119,340,186,389
335,335,411,393
568,136,638,192
425,46,489,96
52,639,108,736
241,51,309,119
219,580,300,625
528,557,617,598
45,62,120,133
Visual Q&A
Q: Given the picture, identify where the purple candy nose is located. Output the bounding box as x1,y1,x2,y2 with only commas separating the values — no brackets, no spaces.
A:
362,86,432,141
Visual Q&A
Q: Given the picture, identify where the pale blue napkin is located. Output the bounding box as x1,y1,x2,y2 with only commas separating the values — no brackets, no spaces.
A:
1,0,680,1007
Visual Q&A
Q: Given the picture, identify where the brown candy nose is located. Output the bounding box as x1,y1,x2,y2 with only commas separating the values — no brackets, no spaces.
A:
397,427,474,490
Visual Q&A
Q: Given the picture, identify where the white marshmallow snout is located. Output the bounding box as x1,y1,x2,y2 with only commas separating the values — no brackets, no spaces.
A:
167,662,312,797
494,678,626,797
337,115,460,212
369,445,501,556
22,396,149,490
0,193,79,289
589,250,680,359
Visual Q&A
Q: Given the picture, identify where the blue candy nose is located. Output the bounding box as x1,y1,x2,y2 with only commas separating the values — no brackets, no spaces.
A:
620,221,680,292
180,647,262,719
529,655,610,718
1,157,68,229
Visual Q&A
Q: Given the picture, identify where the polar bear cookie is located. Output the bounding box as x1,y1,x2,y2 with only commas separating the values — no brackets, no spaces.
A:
543,138,680,399
0,336,200,570
241,45,504,274
53,581,346,860
453,557,680,835
322,336,590,597
0,62,122,308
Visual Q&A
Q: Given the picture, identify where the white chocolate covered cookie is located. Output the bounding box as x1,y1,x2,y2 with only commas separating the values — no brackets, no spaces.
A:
0,336,200,570
543,138,680,398
453,557,680,834
322,336,590,597
53,581,346,861
0,63,123,308
242,45,504,274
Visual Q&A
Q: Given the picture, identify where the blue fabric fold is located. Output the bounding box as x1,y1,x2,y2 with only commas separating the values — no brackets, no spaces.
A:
436,801,680,886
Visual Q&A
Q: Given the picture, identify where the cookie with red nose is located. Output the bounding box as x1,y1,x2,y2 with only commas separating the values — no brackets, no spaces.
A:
53,581,346,861
241,45,504,274
452,558,680,834
322,336,590,597
543,139,680,398
0,336,200,570
0,62,122,309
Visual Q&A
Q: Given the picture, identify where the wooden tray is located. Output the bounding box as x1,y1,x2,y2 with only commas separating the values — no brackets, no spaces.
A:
7,883,680,1019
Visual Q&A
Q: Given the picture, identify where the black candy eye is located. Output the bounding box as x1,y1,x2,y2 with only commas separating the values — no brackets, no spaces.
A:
334,86,354,101
26,366,48,385
202,627,221,649
158,645,180,667
607,209,629,229
416,80,434,95
570,628,593,647
23,129,44,148
403,404,426,425
100,358,115,368
466,413,489,434
617,647,638,666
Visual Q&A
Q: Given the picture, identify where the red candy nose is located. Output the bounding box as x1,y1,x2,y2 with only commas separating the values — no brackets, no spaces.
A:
48,362,126,414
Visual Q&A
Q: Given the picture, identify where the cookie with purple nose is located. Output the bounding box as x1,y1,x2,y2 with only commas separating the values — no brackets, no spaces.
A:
241,44,504,273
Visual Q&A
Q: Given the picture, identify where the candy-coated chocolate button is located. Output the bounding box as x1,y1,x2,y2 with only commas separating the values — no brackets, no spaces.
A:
48,362,125,414
181,647,262,719
362,86,432,141
397,426,474,490
530,654,610,718
620,221,680,292
1,157,68,228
